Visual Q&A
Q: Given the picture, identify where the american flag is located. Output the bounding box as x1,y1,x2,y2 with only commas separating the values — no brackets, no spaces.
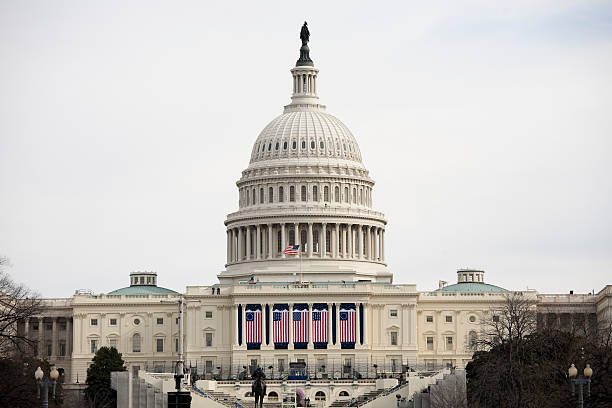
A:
245,309,262,344
339,307,356,343
273,309,289,343
292,309,309,343
312,308,328,343
283,244,299,255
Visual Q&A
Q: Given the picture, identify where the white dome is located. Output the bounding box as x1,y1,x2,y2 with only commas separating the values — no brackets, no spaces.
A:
249,110,363,165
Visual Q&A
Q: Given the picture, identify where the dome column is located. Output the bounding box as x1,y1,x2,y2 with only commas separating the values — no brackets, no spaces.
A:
366,225,371,260
267,223,273,259
307,223,313,258
321,223,327,258
281,223,286,258
246,226,251,261
226,230,231,264
381,229,385,262
334,223,340,258
358,225,364,259
238,227,244,261
293,223,299,246
347,224,353,259
256,225,261,260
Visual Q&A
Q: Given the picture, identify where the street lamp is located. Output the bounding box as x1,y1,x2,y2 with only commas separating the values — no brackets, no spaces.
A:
35,366,59,408
373,364,378,379
396,394,401,408
268,365,274,380
568,363,593,408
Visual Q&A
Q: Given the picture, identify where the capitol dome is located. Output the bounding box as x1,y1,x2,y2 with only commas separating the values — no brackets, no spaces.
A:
220,29,390,284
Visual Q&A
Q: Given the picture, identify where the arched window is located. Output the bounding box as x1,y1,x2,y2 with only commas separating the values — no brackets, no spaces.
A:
301,186,307,202
292,141,297,149
132,333,141,352
277,230,282,252
290,186,295,202
289,230,295,245
339,391,350,397
246,190,250,206
315,391,326,401
269,187,274,203
353,188,357,204
268,392,279,402
320,141,324,149
252,189,256,205
313,229,319,252
268,143,272,151
260,188,264,204
359,189,363,204
310,140,315,149
275,142,279,151
279,186,284,203
326,230,331,252
344,187,349,203
334,186,339,202
313,186,318,201
324,186,330,202
301,140,306,149
283,141,287,150
300,230,307,252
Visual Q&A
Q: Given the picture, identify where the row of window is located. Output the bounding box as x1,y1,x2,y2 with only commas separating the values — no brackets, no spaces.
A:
240,184,372,207
90,332,214,354
424,315,478,323
424,331,478,350
255,139,357,155
90,312,214,327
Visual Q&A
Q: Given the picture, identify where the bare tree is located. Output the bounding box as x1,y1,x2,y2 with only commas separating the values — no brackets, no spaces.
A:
0,257,43,357
429,371,467,408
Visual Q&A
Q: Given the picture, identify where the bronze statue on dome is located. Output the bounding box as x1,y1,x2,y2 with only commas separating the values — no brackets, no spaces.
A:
300,21,310,46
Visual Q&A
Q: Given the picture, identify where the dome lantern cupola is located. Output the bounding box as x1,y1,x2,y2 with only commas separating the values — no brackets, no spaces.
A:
286,21,323,111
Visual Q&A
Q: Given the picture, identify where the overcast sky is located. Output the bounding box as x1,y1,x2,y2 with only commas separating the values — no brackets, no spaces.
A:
1,1,611,298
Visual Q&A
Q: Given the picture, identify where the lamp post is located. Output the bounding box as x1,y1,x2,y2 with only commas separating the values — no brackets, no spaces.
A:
373,364,378,379
268,365,274,380
35,366,59,408
396,394,401,408
568,363,593,408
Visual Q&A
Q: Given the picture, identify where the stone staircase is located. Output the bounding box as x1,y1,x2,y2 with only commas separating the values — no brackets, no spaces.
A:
329,388,385,407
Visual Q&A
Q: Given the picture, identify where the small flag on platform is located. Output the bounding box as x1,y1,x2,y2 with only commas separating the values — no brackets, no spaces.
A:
283,244,299,255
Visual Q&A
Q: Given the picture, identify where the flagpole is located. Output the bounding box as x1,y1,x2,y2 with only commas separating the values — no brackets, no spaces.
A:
299,248,303,283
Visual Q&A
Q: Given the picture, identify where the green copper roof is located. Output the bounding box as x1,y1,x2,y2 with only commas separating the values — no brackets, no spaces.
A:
438,282,507,292
108,285,178,295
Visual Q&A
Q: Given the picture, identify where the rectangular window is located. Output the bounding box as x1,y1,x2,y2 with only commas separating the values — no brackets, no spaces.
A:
33,323,39,330
46,343,52,356
109,318,117,326
278,359,285,373
317,358,326,372
426,336,434,350
91,319,98,326
46,323,53,330
446,315,453,323
205,311,213,319
343,358,352,374
269,187,273,203
205,360,213,373
156,318,164,325
391,331,398,345
110,339,118,349
91,339,97,354
391,358,399,372
205,332,213,347
426,361,434,371
290,186,295,202
59,342,66,356
426,315,433,323
60,321,67,330
390,309,398,318
446,336,453,350
279,186,284,203
156,338,164,352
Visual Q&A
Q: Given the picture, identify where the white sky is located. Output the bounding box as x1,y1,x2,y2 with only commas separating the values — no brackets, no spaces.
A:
1,0,611,298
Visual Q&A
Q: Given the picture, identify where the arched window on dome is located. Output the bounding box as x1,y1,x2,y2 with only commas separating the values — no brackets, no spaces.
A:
301,186,307,202
132,333,141,353
246,189,250,206
324,186,330,202
275,142,279,151
300,230,307,253
252,189,256,205
260,188,264,204
359,189,363,205
344,187,349,203
301,140,306,149
320,141,324,149
268,143,272,151
326,230,331,252
290,186,295,202
334,186,340,202
289,230,295,245
353,188,357,204
279,186,284,203
283,141,287,150
292,141,297,150
269,187,274,203
312,186,318,202
313,229,319,252
310,140,315,150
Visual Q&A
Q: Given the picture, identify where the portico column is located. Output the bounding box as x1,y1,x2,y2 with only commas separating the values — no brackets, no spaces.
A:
246,226,251,261
24,319,30,340
307,303,313,348
238,227,244,261
358,225,364,259
281,223,286,258
288,303,294,349
402,304,409,347
256,225,261,260
38,318,43,357
334,304,340,346
327,304,332,346
363,303,369,346
409,305,417,346
321,223,327,258
307,223,313,258
67,318,72,357
241,305,246,347
334,224,340,258
232,305,238,346
267,224,273,259
347,225,353,258
51,317,57,357
356,305,361,347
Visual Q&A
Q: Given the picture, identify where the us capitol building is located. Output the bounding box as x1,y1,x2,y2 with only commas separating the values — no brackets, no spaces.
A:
22,25,612,406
